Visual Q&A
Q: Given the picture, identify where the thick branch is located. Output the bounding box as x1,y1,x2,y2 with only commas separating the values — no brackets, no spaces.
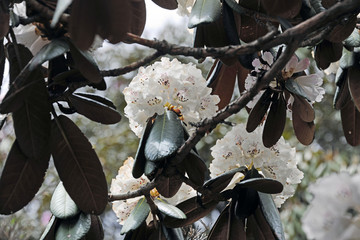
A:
108,181,157,202
26,0,70,24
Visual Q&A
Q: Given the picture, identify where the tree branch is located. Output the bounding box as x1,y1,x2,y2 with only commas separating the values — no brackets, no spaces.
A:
108,180,157,202
26,0,70,24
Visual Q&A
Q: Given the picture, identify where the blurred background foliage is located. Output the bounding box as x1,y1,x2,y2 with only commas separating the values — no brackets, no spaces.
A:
0,4,359,240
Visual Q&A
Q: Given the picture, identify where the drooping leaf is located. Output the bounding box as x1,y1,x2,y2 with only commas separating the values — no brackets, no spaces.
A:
39,215,58,240
84,215,104,240
161,223,184,240
0,13,8,39
207,60,237,110
237,178,283,194
326,15,356,43
144,159,158,179
121,197,150,234
340,47,354,69
188,0,221,28
258,192,285,240
183,150,207,187
261,0,302,18
74,93,116,109
314,40,342,69
55,212,92,240
234,187,259,219
50,182,80,219
208,204,246,240
0,39,5,87
154,198,186,219
51,0,73,27
124,221,147,240
348,65,360,112
0,140,50,214
48,55,68,96
263,93,286,148
203,167,246,193
145,110,184,162
292,94,315,122
341,100,360,146
163,196,218,228
334,68,351,110
151,0,177,9
155,174,184,198
130,0,146,36
50,115,108,214
133,116,155,178
292,109,315,145
12,74,51,160
68,40,102,83
29,38,69,71
246,210,275,240
247,89,272,133
344,28,360,48
68,94,121,124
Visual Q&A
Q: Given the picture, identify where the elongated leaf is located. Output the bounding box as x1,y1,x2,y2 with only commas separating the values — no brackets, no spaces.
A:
237,178,283,194
314,40,342,69
334,68,351,110
124,221,147,240
56,212,92,240
0,140,50,214
326,15,356,43
341,100,360,146
194,16,230,49
12,76,51,160
144,159,158,179
130,0,146,36
285,78,310,100
69,40,102,83
263,94,286,148
29,39,69,71
51,0,73,27
344,28,360,48
340,47,354,69
50,182,80,219
261,0,301,18
145,110,184,162
84,215,104,240
203,167,246,193
292,94,315,122
247,89,272,133
151,0,177,9
50,115,108,214
74,93,116,109
155,198,186,219
134,117,155,178
163,196,218,228
161,224,184,240
121,197,150,234
188,0,221,28
208,204,246,240
68,94,121,124
183,150,207,187
155,174,183,198
258,193,285,240
234,187,259,219
0,39,5,87
348,65,360,112
0,13,9,39
39,215,58,240
292,110,315,145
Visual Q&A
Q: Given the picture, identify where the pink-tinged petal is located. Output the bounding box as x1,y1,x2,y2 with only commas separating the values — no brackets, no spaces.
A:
263,51,274,65
285,55,298,73
252,58,262,69
294,58,310,73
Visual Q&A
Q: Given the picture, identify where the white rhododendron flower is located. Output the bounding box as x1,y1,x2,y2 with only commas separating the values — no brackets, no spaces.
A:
110,157,196,224
209,124,303,207
124,57,220,137
245,51,325,109
177,0,195,16
302,173,360,240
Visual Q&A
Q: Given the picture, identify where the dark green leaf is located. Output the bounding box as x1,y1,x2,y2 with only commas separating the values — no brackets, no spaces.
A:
234,188,259,219
155,174,183,198
0,39,5,87
124,221,147,240
348,65,360,112
194,16,230,49
84,215,104,240
144,160,158,179
154,198,186,219
183,150,207,187
258,192,285,240
68,94,121,124
133,117,155,178
263,93,286,148
163,196,218,228
0,12,8,39
29,38,69,71
56,212,92,240
237,178,283,194
50,182,80,219
340,47,354,69
145,110,184,162
51,0,73,27
314,40,342,69
203,167,246,193
68,40,102,83
50,115,108,214
326,15,356,43
39,215,58,240
0,140,50,214
73,93,116,109
341,100,360,146
292,94,315,122
247,89,272,133
130,0,146,36
151,0,177,9
334,68,351,110
121,197,150,234
292,109,315,145
188,0,221,28
161,224,184,240
344,28,360,48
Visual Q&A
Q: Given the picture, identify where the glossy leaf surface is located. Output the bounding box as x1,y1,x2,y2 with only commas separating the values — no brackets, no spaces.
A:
121,197,150,234
55,213,92,240
154,198,186,219
188,0,221,28
50,182,80,219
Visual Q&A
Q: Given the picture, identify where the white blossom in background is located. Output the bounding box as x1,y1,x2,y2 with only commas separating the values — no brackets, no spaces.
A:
209,124,303,207
123,57,220,137
110,157,196,224
245,51,325,109
177,0,195,16
302,172,360,240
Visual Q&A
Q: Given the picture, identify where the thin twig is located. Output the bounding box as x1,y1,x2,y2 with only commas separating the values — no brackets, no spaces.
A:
108,180,157,201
